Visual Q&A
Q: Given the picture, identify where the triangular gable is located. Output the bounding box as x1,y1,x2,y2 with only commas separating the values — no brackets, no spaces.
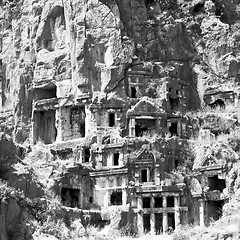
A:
127,97,163,116
201,154,218,167
135,148,155,165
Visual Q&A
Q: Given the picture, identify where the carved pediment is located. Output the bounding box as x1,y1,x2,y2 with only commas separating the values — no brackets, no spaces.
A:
201,154,218,167
135,148,155,165
127,97,163,116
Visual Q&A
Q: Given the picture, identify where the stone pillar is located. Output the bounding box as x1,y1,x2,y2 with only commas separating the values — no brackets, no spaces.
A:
129,118,135,137
137,196,143,234
177,120,182,137
137,212,143,234
174,196,180,230
150,196,155,235
137,196,142,209
150,213,155,235
199,198,204,227
122,189,127,206
103,190,109,208
155,164,160,185
162,196,168,232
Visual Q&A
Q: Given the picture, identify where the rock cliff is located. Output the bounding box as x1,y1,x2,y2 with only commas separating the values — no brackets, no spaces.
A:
1,0,240,239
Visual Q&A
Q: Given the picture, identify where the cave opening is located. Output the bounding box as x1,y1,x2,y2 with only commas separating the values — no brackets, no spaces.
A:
61,187,80,208
145,0,155,8
192,3,204,15
209,99,225,109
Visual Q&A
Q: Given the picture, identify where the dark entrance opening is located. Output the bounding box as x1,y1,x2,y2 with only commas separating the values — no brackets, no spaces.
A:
168,213,175,230
169,122,178,136
207,200,224,222
110,191,122,205
154,197,163,208
131,87,137,98
143,214,151,233
84,148,90,163
169,97,180,111
113,152,119,166
174,159,179,168
34,84,56,101
209,99,225,109
141,169,148,183
142,197,151,208
108,113,115,127
208,175,226,192
135,119,156,137
155,213,163,235
34,110,57,144
192,3,204,15
61,188,80,208
70,106,85,138
167,196,175,207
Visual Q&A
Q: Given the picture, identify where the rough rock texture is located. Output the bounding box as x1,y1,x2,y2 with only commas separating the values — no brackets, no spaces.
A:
1,0,240,239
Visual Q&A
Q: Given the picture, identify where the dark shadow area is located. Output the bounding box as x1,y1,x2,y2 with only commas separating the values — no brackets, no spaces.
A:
61,187,80,208
110,191,122,205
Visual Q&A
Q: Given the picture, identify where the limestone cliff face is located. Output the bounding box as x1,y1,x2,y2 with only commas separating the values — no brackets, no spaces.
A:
1,0,240,239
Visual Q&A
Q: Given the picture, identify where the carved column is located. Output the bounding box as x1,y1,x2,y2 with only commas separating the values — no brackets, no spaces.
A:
122,189,127,206
137,196,143,234
129,118,135,137
199,198,205,227
174,196,180,230
103,190,109,207
162,196,168,232
150,197,155,235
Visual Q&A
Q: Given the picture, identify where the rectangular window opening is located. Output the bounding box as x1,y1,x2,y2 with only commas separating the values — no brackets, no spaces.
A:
135,119,156,137
142,197,151,208
84,148,90,163
167,196,175,207
61,187,80,208
109,112,115,127
34,85,57,101
154,197,163,208
208,175,226,192
110,191,122,205
113,152,119,166
141,169,148,183
131,87,137,98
